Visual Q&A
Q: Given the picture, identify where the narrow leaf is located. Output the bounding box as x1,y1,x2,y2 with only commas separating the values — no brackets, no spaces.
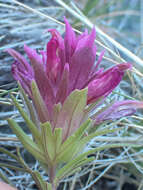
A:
57,119,91,162
60,119,91,152
56,157,94,181
52,103,62,128
31,81,50,123
68,143,142,168
7,119,46,164
41,122,56,162
33,171,48,190
0,163,25,172
54,128,62,155
57,143,135,180
0,171,14,187
11,94,42,147
0,147,18,161
54,167,81,186
56,88,88,141
18,82,39,128
57,140,79,163
74,119,91,139
81,127,123,145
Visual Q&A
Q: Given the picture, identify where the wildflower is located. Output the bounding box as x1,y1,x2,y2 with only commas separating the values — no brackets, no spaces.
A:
8,18,131,121
7,19,143,189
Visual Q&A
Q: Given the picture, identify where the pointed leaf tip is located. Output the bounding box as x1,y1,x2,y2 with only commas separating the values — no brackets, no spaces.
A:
31,80,50,123
56,88,88,141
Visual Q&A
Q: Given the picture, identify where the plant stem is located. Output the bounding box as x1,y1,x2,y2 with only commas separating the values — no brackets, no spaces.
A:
49,165,57,190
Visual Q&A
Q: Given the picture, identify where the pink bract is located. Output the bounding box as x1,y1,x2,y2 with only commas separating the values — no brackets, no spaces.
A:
8,18,135,124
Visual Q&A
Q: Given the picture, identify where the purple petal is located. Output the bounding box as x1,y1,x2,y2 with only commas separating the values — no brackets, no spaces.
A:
46,33,59,79
69,46,96,92
7,48,34,97
75,28,96,53
56,63,69,104
82,51,105,89
96,62,131,79
47,29,66,82
7,48,33,74
94,100,143,124
12,61,33,97
94,50,105,71
24,44,55,112
77,29,88,42
68,28,97,92
87,65,126,104
64,17,76,62
68,29,96,89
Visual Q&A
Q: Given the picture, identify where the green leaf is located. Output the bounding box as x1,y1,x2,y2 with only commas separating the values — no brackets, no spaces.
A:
57,119,91,163
0,147,18,161
41,122,56,162
31,80,50,123
72,128,123,156
81,127,123,146
57,142,139,180
52,103,62,127
7,118,46,164
84,97,103,116
61,119,91,151
55,88,88,142
18,82,39,127
55,156,94,181
70,143,142,166
74,119,91,139
11,94,42,147
54,128,62,155
55,167,81,185
57,143,136,181
0,163,25,172
57,140,78,163
33,171,48,190
0,171,14,187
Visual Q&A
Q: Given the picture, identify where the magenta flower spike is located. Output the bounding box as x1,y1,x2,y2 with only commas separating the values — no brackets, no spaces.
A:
8,18,135,129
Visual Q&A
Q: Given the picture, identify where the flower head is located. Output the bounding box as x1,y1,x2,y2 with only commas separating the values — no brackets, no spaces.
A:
8,18,133,128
